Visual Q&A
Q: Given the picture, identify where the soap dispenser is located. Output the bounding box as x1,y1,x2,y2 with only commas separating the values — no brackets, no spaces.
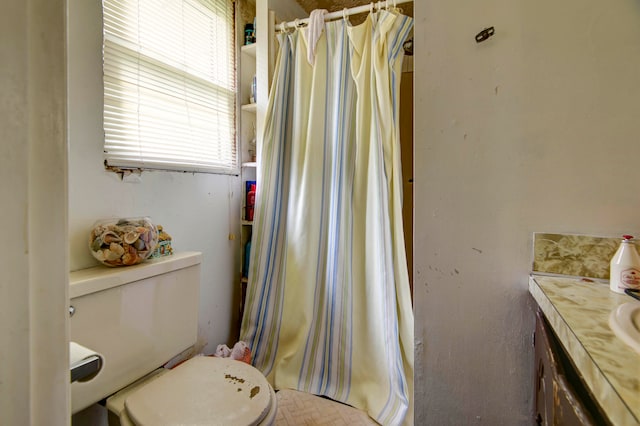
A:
610,235,640,293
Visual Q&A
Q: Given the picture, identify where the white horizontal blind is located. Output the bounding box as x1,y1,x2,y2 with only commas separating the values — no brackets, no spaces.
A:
103,0,237,173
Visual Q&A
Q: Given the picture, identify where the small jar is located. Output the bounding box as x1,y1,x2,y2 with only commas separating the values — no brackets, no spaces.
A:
89,217,158,267
244,23,254,45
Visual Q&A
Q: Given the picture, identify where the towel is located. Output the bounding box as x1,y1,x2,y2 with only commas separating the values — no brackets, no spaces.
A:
306,9,327,66
213,341,251,364
230,341,252,364
213,344,232,358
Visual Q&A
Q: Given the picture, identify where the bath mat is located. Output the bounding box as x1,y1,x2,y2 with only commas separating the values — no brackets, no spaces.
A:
275,389,378,425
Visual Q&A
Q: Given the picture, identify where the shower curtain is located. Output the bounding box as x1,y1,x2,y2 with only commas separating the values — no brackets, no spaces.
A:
240,9,413,426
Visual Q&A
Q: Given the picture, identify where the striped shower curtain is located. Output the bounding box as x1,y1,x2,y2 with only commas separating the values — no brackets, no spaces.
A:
240,9,414,425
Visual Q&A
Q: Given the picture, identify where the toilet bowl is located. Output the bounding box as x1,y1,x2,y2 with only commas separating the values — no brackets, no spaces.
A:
107,357,276,426
69,252,276,425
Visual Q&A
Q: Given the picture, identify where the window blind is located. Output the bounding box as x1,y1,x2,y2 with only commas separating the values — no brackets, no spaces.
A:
103,0,237,173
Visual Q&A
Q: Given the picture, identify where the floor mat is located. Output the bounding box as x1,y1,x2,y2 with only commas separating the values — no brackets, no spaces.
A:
275,389,378,425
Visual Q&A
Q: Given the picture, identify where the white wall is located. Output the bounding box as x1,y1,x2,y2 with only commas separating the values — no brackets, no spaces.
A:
269,0,307,22
68,0,242,353
414,0,640,424
1,0,68,424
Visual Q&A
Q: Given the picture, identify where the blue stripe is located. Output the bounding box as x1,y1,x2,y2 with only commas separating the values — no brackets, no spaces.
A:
247,34,294,373
243,34,288,356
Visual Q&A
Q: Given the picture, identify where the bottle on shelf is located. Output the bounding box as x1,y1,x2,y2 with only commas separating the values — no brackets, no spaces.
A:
245,182,256,221
248,137,257,162
242,237,252,278
244,22,255,45
610,234,640,293
250,75,257,104
248,122,257,162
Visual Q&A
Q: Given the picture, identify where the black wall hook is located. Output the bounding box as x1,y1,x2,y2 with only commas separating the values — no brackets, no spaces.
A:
475,27,495,43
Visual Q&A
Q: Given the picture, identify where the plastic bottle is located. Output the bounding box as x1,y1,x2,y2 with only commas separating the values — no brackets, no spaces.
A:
244,23,254,45
610,235,640,293
246,184,256,221
251,75,257,104
242,239,252,278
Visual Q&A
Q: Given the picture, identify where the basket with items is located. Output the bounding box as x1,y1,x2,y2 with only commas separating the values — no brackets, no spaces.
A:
89,217,158,267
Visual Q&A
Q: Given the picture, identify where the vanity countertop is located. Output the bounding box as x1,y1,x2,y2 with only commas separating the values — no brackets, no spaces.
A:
529,275,640,426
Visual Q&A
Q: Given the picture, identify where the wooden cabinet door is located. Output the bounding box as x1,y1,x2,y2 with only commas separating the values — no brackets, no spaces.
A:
534,311,607,426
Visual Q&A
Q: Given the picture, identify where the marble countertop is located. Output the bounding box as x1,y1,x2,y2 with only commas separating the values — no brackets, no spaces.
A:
529,275,640,426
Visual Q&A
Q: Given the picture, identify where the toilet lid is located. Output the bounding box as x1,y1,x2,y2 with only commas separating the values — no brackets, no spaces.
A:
125,356,272,426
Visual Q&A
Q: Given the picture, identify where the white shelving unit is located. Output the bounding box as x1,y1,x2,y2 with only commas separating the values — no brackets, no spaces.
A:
237,5,258,323
241,103,257,113
236,0,276,333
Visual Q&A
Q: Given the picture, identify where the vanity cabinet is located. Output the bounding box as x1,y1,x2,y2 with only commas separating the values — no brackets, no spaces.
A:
534,310,610,426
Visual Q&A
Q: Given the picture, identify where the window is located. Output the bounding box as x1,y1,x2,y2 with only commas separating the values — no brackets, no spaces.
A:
102,0,236,173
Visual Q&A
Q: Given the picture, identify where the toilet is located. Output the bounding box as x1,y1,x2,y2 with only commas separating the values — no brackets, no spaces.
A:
70,251,276,425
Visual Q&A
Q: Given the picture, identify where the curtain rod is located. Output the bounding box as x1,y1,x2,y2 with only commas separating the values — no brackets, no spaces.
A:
276,0,413,31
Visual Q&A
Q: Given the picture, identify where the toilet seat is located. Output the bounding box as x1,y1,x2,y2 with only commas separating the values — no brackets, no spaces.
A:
121,356,275,426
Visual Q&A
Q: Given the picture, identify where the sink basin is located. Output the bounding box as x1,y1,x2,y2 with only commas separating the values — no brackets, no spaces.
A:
609,301,640,355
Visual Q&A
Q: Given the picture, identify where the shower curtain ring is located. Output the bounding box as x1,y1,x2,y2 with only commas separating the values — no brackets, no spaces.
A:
343,8,348,21
370,2,374,13
280,22,286,33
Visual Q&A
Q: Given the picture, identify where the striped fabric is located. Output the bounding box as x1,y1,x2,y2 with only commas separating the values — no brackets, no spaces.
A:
240,10,414,426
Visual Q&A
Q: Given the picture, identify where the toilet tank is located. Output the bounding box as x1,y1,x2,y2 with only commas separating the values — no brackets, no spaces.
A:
70,251,201,414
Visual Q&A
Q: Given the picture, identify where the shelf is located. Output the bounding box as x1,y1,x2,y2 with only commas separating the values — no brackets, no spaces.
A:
241,42,257,58
241,103,257,113
241,220,253,226
242,161,257,168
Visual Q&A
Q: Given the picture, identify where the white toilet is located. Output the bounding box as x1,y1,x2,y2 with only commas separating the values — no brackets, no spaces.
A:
70,252,276,425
